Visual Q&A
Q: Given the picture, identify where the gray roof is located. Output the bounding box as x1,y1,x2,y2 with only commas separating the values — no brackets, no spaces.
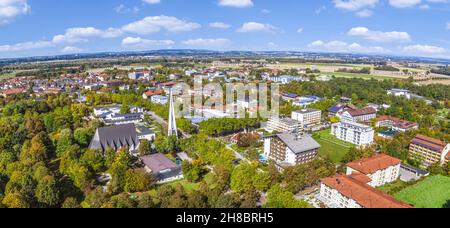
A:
135,125,155,137
276,132,321,154
141,153,181,180
89,124,138,152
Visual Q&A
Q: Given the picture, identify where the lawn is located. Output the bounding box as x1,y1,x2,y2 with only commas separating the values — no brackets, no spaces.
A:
313,130,354,164
394,175,450,208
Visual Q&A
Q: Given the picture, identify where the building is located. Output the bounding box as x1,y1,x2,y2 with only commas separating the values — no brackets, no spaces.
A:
375,116,418,132
331,121,374,146
142,90,163,100
291,109,322,127
89,124,139,153
264,132,321,168
94,105,144,125
387,88,432,105
265,117,302,133
281,92,299,101
141,153,183,183
135,124,156,141
0,88,27,97
268,75,306,84
292,96,322,108
151,95,169,105
346,154,401,187
340,107,377,123
319,174,412,208
408,134,450,168
129,69,152,80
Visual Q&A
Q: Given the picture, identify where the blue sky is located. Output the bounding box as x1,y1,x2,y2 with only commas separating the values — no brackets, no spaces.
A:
0,0,449,58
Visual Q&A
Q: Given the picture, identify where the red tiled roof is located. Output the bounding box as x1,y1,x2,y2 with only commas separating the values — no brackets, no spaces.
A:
321,174,412,208
144,90,163,97
411,134,447,153
347,107,377,117
1,88,26,95
347,154,401,175
348,172,372,184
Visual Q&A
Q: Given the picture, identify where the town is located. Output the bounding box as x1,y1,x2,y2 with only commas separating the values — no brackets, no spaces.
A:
0,52,449,209
1,0,450,211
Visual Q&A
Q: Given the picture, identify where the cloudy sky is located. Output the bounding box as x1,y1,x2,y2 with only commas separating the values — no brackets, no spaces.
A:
0,0,449,58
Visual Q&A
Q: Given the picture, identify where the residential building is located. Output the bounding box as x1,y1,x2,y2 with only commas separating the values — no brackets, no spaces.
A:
142,90,163,100
291,109,322,127
281,92,299,101
94,105,144,125
408,134,450,168
89,124,139,153
0,88,27,97
142,153,183,183
264,132,320,168
331,121,374,146
151,95,169,105
265,117,302,133
375,116,418,132
319,174,412,208
268,75,306,84
340,107,377,123
346,154,401,187
387,88,432,105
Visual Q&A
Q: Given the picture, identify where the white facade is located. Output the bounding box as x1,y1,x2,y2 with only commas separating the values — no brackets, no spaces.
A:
151,95,169,105
319,183,362,208
292,109,322,127
341,111,376,123
331,121,374,146
265,118,302,133
346,165,401,187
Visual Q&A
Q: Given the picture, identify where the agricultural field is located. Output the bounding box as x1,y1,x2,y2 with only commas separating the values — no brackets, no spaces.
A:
394,175,450,208
313,130,354,163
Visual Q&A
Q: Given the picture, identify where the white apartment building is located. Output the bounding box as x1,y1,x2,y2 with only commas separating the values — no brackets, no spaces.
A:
265,117,302,133
346,154,401,187
291,109,322,127
331,121,374,146
340,107,377,123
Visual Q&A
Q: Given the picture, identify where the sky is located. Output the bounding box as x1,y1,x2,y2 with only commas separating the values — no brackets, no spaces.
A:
0,0,449,59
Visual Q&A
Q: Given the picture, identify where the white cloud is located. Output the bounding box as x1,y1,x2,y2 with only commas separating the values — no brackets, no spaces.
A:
402,44,447,55
308,40,390,53
142,0,161,4
447,22,450,29
122,15,201,34
261,9,270,13
347,27,411,42
114,4,139,14
62,46,83,53
356,9,373,17
297,28,304,33
182,38,231,48
52,27,123,44
236,22,278,33
121,36,175,48
218,0,254,8
333,0,379,11
0,40,52,52
209,22,231,29
389,0,422,8
0,0,31,25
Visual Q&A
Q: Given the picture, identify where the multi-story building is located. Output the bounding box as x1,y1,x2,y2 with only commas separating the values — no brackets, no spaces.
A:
151,95,169,105
265,117,302,133
346,154,401,187
331,121,374,146
340,107,377,123
375,116,418,132
291,109,322,127
89,124,140,153
319,174,411,208
409,134,450,168
264,132,320,169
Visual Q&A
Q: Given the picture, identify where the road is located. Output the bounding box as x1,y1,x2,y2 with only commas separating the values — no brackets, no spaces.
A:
146,111,191,138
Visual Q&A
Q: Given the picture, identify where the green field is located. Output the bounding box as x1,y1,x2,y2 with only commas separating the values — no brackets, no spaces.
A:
313,130,354,163
394,175,450,208
322,72,398,80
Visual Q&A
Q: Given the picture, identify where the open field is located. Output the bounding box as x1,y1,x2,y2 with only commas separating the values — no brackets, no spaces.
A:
394,175,450,208
313,130,354,163
322,72,400,80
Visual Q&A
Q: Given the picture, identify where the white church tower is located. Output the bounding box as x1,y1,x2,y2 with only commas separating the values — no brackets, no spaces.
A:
168,88,178,137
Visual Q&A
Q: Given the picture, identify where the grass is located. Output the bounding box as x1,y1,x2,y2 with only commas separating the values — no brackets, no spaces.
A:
313,130,354,163
394,175,450,208
322,72,398,80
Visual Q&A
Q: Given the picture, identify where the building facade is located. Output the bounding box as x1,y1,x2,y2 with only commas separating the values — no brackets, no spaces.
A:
291,109,322,127
264,132,320,168
409,134,450,168
340,107,377,123
346,154,401,187
331,121,374,146
265,117,302,133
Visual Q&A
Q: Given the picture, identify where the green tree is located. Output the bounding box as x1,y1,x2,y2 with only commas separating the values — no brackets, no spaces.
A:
56,129,73,156
138,139,152,156
74,128,91,147
124,169,152,193
2,192,30,208
35,175,60,207
264,185,311,208
61,197,81,208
